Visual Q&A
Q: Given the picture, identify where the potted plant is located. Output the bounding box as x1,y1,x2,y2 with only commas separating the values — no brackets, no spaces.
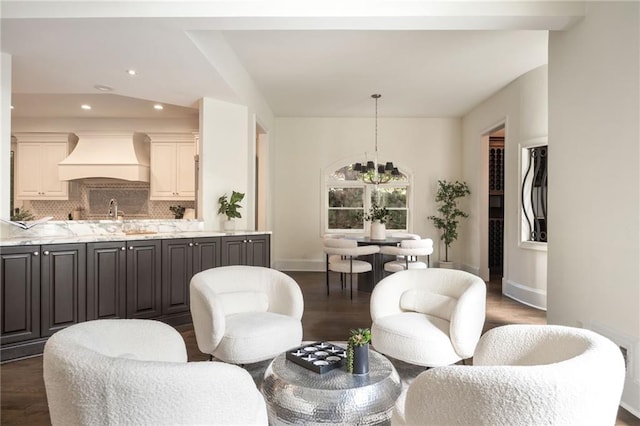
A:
346,327,372,374
169,205,185,219
10,208,35,222
218,191,245,230
428,180,471,267
357,202,390,240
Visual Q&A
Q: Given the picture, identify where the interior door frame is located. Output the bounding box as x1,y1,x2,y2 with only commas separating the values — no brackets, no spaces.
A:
479,119,506,282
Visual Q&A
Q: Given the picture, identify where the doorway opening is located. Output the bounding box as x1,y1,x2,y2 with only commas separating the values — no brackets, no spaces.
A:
488,126,505,279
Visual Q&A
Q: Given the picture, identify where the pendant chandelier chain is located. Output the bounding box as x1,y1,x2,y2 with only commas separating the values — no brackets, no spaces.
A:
374,93,379,154
351,93,399,185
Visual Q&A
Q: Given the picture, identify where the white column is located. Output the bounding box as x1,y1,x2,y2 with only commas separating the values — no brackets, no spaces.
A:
198,97,250,231
548,2,639,415
0,52,12,222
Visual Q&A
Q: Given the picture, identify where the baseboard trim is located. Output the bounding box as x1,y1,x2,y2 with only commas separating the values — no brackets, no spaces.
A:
1,338,47,363
459,263,481,277
502,278,547,311
158,312,192,327
621,401,640,420
589,322,640,419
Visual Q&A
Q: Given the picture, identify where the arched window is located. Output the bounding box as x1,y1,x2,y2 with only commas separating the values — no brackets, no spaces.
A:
324,161,412,234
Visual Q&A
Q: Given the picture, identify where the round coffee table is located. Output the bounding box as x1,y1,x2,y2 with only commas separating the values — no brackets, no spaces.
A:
261,346,401,425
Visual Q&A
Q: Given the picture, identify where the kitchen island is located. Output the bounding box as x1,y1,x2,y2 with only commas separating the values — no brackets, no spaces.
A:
0,219,271,361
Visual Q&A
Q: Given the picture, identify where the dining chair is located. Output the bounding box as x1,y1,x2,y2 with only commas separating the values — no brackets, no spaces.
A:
388,232,424,266
380,238,434,273
323,238,380,299
390,232,421,240
323,234,346,288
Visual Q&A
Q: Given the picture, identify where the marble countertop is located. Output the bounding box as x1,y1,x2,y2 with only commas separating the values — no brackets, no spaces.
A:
0,219,271,247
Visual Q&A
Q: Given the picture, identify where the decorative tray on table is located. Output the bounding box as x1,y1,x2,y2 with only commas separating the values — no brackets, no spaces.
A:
285,341,347,374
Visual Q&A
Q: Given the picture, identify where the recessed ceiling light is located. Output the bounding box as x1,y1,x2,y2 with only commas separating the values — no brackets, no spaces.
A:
81,104,92,110
126,69,137,76
10,105,14,109
153,104,164,110
94,84,114,92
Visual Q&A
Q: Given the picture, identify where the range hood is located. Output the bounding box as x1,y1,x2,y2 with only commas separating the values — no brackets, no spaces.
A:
59,132,150,182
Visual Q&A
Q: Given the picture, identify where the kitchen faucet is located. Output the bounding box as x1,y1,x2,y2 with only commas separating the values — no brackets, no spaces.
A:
107,198,118,220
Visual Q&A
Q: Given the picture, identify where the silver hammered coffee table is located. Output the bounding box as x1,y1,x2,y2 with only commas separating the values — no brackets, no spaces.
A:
261,345,401,425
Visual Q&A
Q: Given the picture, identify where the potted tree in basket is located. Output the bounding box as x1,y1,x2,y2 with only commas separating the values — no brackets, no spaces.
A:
357,202,390,240
218,191,245,231
428,180,471,268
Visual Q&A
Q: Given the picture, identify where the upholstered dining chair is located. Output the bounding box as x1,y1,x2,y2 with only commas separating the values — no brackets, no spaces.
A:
323,233,346,287
43,319,268,426
380,238,434,273
390,232,422,240
190,265,304,364
370,268,486,367
323,237,380,299
392,324,626,426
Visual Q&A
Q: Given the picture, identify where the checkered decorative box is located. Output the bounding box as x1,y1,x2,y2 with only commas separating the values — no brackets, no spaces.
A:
285,341,347,374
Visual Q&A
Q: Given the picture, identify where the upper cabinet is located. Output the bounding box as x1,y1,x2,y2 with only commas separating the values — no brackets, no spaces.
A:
14,132,77,200
148,133,196,200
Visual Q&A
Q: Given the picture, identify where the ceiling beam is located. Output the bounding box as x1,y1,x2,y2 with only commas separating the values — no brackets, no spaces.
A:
2,1,585,31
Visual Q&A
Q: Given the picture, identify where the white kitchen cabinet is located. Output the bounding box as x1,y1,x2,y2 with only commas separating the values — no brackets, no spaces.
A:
148,133,196,200
15,133,76,200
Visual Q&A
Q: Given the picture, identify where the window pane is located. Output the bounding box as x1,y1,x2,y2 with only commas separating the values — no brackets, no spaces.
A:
331,165,408,182
328,209,364,229
326,162,411,233
386,210,407,230
328,187,364,208
331,166,360,181
372,187,407,208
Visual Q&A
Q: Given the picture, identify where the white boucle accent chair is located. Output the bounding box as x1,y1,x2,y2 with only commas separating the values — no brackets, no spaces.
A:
370,268,486,367
392,324,626,426
43,319,268,426
190,265,304,364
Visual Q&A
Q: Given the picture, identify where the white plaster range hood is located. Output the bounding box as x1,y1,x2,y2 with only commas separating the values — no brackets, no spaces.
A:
59,132,150,182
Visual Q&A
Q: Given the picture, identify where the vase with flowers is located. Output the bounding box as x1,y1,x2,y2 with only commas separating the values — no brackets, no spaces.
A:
357,202,390,240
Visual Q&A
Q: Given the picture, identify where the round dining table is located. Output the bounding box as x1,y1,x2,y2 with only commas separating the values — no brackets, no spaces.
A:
347,236,403,292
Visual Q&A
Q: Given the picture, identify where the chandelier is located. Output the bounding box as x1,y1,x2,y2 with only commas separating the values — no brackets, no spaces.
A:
352,94,399,184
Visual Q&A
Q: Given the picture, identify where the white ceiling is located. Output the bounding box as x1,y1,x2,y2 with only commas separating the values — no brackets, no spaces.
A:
221,30,548,117
1,1,582,120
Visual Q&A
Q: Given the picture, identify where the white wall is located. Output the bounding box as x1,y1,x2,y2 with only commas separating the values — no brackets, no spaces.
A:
271,116,462,271
548,2,640,415
0,53,11,221
199,97,250,230
462,64,549,309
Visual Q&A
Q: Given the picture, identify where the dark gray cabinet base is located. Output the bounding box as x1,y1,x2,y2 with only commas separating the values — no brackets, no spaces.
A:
1,233,269,362
221,234,270,267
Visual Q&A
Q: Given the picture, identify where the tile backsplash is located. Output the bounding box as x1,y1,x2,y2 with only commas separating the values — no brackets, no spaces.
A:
19,180,195,220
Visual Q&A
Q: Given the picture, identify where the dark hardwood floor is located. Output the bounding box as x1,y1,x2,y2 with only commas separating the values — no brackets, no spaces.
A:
2,271,638,425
